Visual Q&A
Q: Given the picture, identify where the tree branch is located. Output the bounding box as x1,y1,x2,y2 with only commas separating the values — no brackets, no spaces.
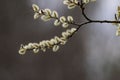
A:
68,0,120,38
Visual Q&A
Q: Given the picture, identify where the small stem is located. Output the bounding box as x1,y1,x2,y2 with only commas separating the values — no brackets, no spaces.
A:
68,21,90,38
78,1,92,21
91,20,120,23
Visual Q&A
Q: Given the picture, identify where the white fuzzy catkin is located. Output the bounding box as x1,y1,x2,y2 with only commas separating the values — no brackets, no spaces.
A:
54,20,61,26
19,48,26,55
63,0,69,5
116,26,120,36
116,30,120,36
33,48,39,53
82,0,96,4
83,0,89,3
44,9,51,15
52,45,60,52
34,13,40,19
32,4,39,12
117,6,120,20
60,16,66,23
73,0,79,4
114,6,120,36
41,15,51,21
62,23,69,28
68,3,76,9
52,11,59,18
67,16,73,23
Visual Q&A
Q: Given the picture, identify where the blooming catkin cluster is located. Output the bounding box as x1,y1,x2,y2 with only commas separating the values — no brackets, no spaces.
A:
32,4,59,21
59,16,74,28
63,0,79,9
19,28,76,55
63,0,96,9
19,0,99,54
32,4,74,28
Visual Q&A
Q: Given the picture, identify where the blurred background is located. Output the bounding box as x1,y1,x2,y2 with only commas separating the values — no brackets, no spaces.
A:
0,0,120,80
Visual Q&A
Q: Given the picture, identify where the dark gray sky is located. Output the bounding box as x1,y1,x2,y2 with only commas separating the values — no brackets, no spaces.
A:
0,0,120,80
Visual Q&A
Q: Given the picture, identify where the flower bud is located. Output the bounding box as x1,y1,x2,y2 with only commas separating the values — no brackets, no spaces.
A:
52,45,59,52
52,11,59,18
60,16,66,23
67,16,73,23
62,23,69,28
54,20,61,26
32,4,39,12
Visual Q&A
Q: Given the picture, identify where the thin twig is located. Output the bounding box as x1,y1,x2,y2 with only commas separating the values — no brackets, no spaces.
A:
66,0,120,39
